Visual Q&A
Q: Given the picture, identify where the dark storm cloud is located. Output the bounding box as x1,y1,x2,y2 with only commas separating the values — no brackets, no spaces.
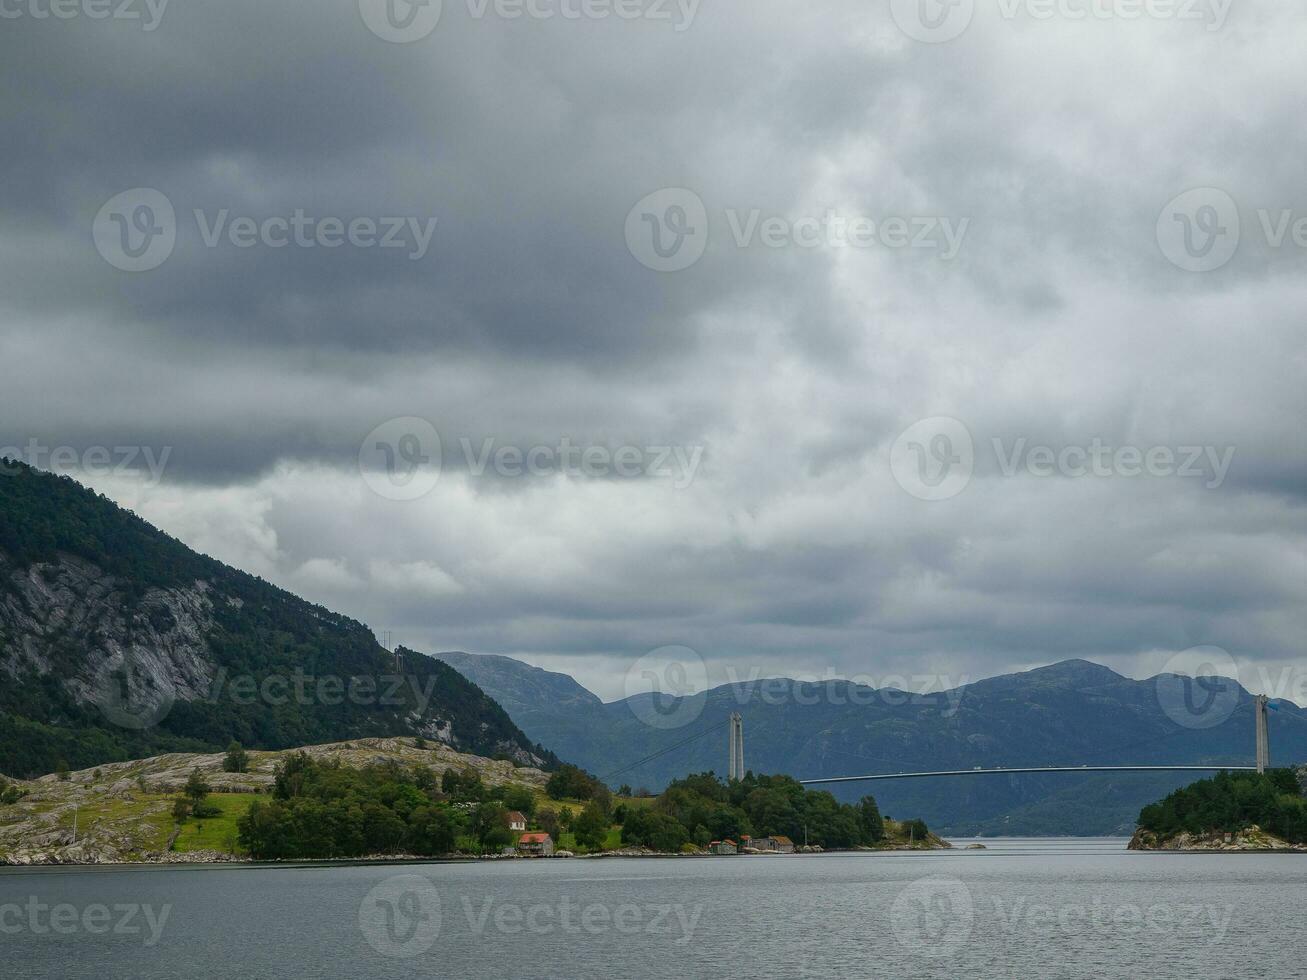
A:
2,0,1306,698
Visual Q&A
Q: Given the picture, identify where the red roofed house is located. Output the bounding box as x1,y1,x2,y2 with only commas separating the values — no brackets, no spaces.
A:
506,811,528,832
517,832,555,856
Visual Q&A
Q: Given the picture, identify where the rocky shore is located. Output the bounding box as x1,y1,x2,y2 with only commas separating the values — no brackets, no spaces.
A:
1128,825,1307,852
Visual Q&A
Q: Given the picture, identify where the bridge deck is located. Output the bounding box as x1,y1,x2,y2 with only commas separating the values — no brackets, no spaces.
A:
800,765,1258,785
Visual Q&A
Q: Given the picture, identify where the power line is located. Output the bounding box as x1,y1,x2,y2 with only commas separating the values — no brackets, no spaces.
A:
601,719,731,784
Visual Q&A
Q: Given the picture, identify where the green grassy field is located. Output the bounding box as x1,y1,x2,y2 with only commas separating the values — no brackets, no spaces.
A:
172,792,260,854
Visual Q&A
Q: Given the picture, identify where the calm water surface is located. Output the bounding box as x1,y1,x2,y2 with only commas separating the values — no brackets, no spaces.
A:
3,838,1303,979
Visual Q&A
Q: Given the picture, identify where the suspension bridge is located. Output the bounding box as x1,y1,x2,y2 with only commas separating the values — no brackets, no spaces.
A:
601,697,1275,786
801,695,1272,786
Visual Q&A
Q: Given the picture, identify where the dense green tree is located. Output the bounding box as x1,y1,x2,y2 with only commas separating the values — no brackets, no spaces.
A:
573,801,610,851
474,801,515,852
858,795,885,842
535,807,560,839
223,741,250,773
442,767,484,802
546,764,602,801
501,784,536,817
409,806,459,855
184,768,211,807
1138,770,1307,841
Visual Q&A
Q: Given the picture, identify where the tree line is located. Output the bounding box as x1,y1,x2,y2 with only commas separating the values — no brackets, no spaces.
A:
1138,769,1307,841
236,753,559,859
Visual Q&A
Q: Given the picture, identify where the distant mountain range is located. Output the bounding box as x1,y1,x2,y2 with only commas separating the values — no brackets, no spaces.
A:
6,461,1298,837
434,653,1307,836
0,463,556,778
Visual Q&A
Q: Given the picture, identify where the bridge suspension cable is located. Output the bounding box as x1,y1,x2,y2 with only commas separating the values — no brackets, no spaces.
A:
600,718,732,784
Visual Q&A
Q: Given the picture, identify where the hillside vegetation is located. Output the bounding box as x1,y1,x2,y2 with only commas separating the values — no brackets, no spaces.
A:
0,462,556,776
0,736,549,864
1135,769,1307,845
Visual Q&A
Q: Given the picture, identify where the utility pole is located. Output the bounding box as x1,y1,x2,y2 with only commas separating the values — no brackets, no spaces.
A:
71,808,78,846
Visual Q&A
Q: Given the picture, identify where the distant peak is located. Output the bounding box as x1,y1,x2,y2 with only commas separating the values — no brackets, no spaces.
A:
1025,659,1124,683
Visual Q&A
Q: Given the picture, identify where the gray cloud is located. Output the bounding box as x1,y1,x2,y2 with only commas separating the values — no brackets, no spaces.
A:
2,0,1306,700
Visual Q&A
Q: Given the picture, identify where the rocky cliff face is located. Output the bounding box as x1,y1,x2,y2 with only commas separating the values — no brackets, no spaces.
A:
0,463,559,776
1,553,218,728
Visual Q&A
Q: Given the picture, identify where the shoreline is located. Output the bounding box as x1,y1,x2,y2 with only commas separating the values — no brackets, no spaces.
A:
0,843,951,872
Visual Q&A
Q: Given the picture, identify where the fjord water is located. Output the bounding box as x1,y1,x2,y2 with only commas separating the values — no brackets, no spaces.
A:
3,840,1304,979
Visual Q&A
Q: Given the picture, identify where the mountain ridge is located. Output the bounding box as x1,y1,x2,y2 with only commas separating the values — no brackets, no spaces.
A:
0,462,558,778
433,651,1307,835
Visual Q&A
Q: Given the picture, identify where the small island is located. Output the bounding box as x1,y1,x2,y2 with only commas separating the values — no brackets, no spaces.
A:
1129,767,1307,852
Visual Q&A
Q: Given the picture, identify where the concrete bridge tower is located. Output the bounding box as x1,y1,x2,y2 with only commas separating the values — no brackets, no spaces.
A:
1255,694,1270,774
727,712,744,780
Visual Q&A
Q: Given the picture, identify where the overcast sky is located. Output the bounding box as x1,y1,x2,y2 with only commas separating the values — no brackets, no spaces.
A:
3,1,1305,701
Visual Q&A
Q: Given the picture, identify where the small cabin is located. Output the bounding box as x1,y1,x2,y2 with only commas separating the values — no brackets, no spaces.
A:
517,832,555,856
